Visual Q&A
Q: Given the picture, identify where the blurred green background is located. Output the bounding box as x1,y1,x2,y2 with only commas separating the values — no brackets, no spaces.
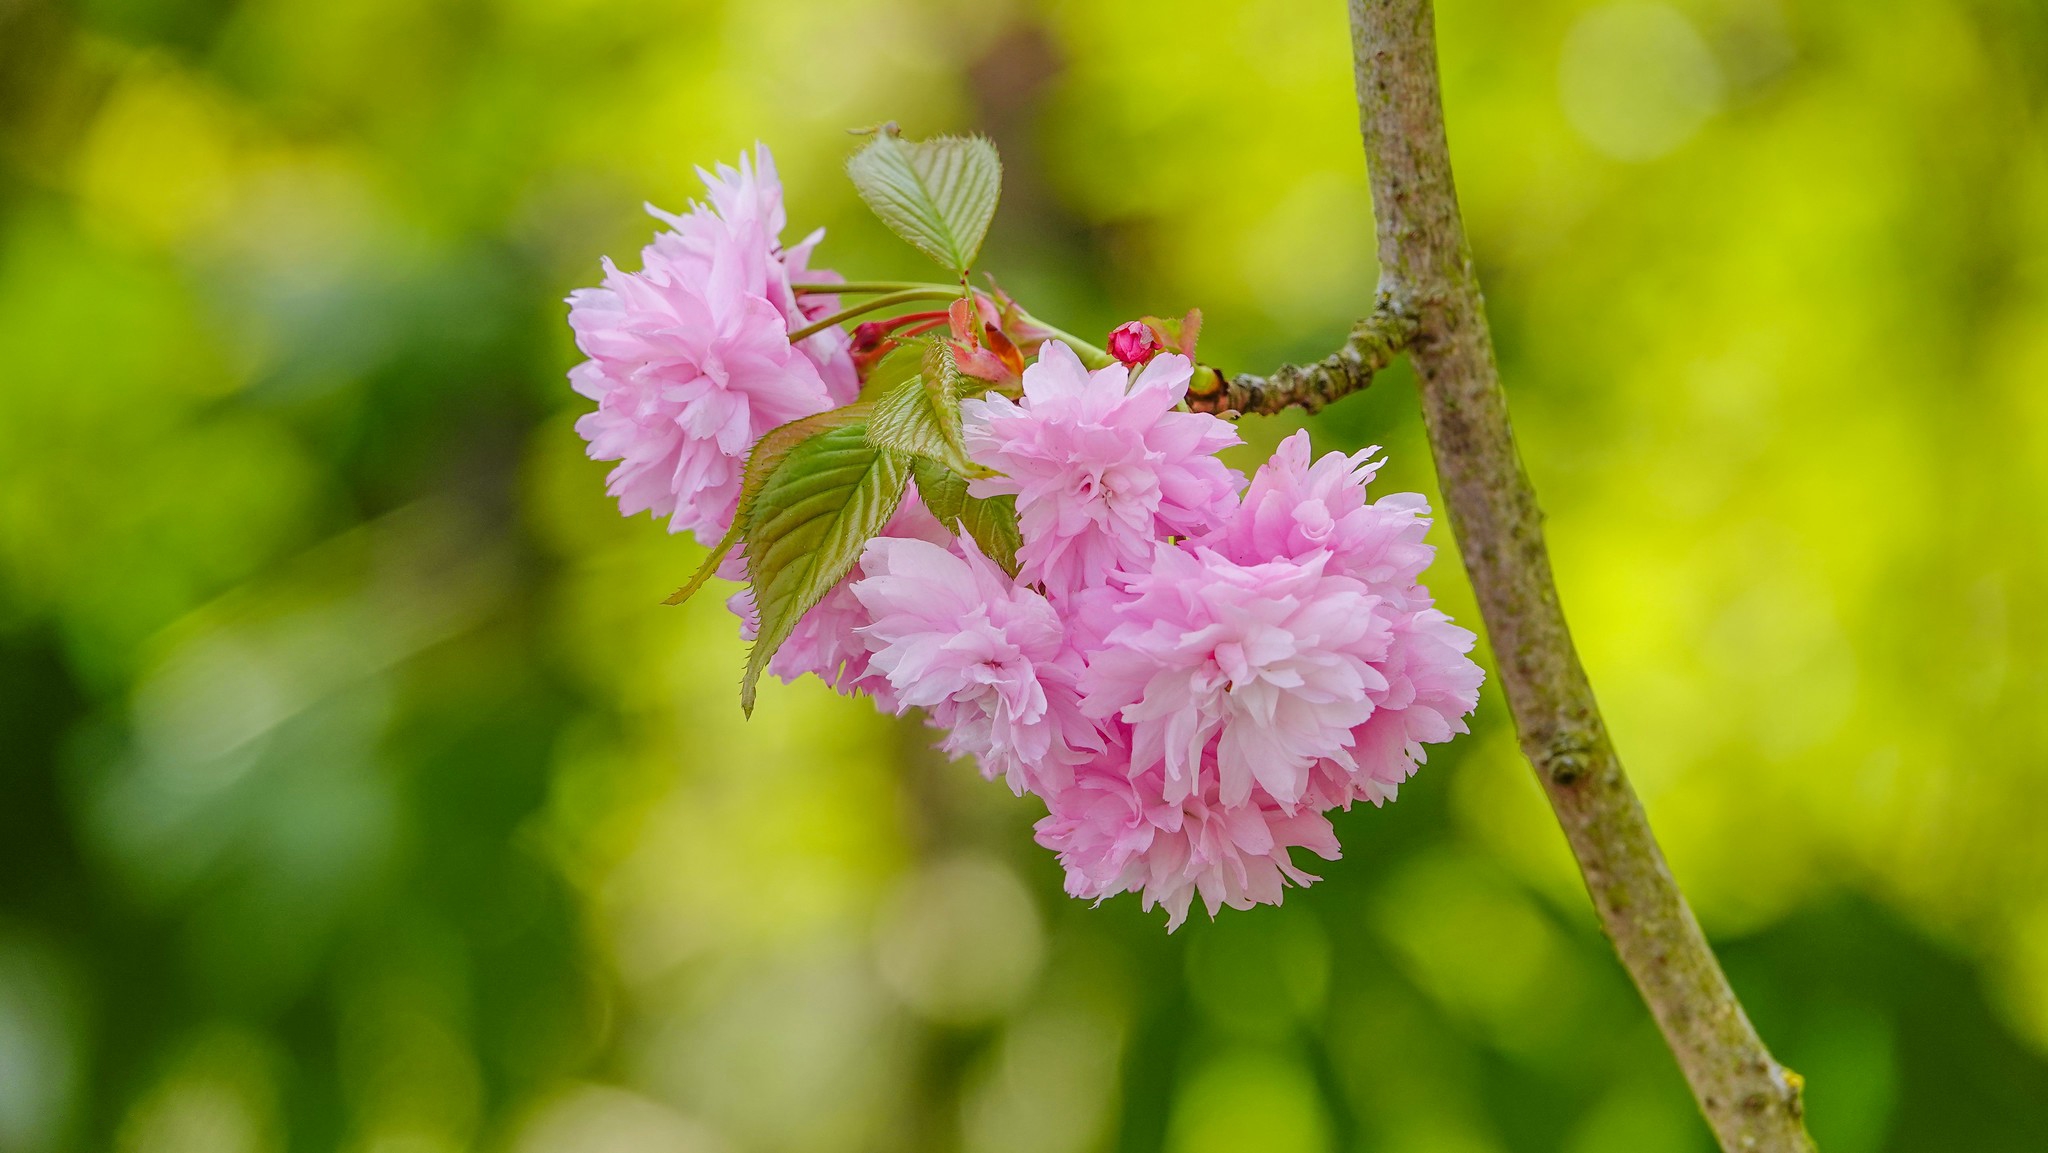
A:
3,0,2046,1149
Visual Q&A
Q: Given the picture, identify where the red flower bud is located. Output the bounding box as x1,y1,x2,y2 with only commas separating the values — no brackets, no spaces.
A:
1108,321,1161,366
851,321,889,352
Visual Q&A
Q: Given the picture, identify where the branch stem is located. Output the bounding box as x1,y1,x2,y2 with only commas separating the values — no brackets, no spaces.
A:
1191,302,1417,416
1332,1,1816,1148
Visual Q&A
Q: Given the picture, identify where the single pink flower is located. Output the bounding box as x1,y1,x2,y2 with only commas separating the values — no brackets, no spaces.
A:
1034,738,1341,930
851,533,1098,794
1309,606,1484,808
1078,544,1393,809
1205,430,1436,608
642,145,857,404
961,341,1243,599
568,230,835,545
1207,430,1484,807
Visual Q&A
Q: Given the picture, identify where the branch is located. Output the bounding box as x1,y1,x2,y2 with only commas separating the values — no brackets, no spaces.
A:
1338,2,1817,1149
1188,301,1417,416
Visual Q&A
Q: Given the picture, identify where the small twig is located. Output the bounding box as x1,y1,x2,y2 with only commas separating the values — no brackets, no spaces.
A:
1189,301,1419,417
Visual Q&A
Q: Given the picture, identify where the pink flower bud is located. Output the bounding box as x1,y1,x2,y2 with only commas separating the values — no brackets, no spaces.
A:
851,321,889,352
1108,321,1161,366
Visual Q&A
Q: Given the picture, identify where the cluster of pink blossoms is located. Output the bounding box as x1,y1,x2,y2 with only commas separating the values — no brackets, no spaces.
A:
568,149,1485,928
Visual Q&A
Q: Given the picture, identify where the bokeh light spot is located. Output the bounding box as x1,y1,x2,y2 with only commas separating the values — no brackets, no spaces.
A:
1559,3,1725,161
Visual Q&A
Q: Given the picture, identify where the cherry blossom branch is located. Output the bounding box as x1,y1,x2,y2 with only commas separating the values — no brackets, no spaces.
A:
1241,2,1813,1148
1188,301,1418,416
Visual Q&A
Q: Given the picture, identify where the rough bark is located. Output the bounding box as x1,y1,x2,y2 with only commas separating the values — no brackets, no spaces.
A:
1237,2,1817,1148
1188,304,1415,416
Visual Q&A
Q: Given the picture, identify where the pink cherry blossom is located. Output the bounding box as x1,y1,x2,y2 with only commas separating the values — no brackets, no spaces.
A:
851,533,1098,794
1034,739,1341,930
642,145,857,403
1208,430,1484,807
568,232,837,546
567,145,869,545
1310,606,1484,808
961,341,1243,599
1205,430,1437,608
1079,544,1393,809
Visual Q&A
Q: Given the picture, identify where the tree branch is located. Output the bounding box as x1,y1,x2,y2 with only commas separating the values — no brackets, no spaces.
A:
1187,301,1417,416
1298,2,1813,1148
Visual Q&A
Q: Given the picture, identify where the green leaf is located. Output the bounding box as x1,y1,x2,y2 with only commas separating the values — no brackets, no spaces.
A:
741,424,911,714
911,457,1023,576
663,405,868,606
865,340,975,474
847,127,1001,273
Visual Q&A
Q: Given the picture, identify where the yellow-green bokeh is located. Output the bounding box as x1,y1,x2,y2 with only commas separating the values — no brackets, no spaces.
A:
2,0,2045,1150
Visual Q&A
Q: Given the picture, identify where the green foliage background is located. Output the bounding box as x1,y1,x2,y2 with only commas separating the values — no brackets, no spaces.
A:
3,0,2046,1150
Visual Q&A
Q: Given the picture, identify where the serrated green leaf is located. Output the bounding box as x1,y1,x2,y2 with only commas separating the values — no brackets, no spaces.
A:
741,424,910,714
911,457,1023,576
663,404,869,606
866,340,975,474
847,128,1001,273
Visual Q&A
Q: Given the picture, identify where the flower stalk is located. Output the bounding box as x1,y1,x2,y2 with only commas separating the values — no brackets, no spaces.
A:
787,288,964,343
793,281,1114,369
